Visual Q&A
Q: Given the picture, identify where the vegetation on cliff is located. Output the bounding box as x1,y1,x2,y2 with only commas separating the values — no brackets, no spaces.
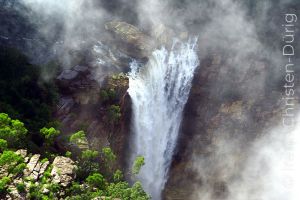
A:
0,113,150,199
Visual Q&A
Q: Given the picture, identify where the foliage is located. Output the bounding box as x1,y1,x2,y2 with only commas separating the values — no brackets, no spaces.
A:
113,170,123,182
106,181,150,200
0,139,7,151
86,173,106,189
0,113,150,199
82,150,98,160
40,127,60,145
65,151,72,158
0,150,23,166
76,150,100,180
0,177,11,193
108,105,121,123
0,113,28,148
69,130,87,146
16,182,26,193
0,46,58,132
132,156,145,175
100,88,116,102
12,163,26,175
102,147,116,163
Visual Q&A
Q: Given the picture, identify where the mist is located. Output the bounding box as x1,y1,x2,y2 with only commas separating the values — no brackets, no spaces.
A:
5,0,299,199
190,113,300,200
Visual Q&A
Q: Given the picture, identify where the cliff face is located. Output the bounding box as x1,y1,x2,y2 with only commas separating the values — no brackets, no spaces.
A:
55,66,130,169
163,52,299,199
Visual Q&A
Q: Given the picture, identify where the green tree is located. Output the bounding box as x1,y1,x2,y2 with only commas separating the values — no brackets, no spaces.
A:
0,177,11,194
0,139,8,151
106,181,150,200
0,150,24,174
40,127,60,145
0,113,28,148
86,173,106,190
132,156,145,175
76,150,100,180
102,147,116,163
69,130,88,149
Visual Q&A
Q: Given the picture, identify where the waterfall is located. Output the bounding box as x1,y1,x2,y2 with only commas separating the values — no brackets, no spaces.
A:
128,38,199,200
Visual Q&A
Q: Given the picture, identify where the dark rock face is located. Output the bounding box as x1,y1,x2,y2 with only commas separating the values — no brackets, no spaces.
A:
55,62,131,168
56,65,99,99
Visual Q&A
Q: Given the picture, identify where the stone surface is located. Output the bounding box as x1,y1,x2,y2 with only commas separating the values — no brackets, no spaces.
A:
51,156,76,187
23,154,40,177
15,149,27,158
105,21,155,59
39,161,50,176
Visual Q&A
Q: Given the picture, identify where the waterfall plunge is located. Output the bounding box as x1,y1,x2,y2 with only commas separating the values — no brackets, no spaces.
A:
128,39,199,200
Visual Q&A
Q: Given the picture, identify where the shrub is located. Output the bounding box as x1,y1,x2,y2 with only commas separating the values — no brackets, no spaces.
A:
0,150,23,166
132,156,145,175
0,113,28,148
82,150,98,160
12,163,26,175
106,181,150,200
0,139,7,151
16,182,26,193
69,131,88,147
0,177,11,193
40,127,60,145
86,173,106,190
108,105,121,123
113,170,123,182
102,147,116,163
76,150,100,179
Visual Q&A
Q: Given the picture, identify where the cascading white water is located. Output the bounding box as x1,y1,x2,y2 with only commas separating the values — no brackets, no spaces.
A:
128,38,199,200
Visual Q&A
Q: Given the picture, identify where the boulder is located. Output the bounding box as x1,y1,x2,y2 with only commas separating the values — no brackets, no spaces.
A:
51,156,76,187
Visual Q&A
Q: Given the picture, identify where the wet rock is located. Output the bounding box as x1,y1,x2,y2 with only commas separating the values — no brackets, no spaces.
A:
57,69,78,81
152,23,175,47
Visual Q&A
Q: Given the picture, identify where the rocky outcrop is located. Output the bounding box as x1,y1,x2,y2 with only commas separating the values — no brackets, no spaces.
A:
105,21,155,59
2,150,76,200
51,156,76,187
